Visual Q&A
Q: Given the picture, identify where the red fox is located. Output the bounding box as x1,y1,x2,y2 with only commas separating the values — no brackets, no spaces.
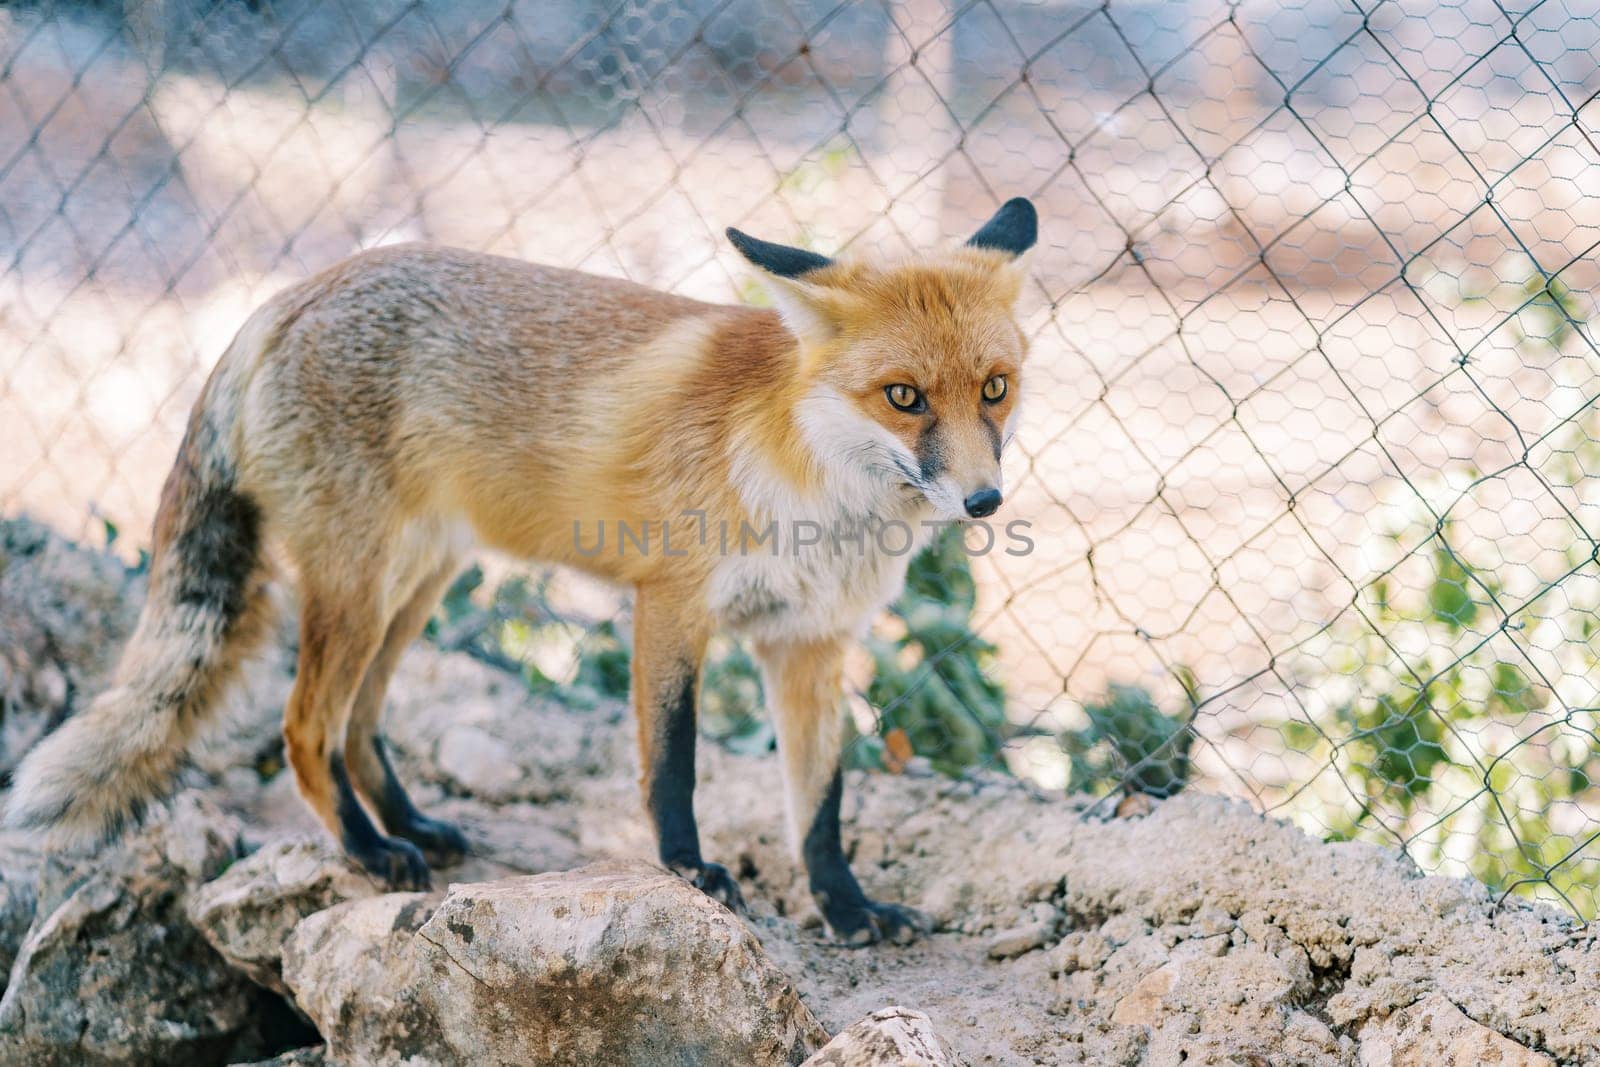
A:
6,198,1036,945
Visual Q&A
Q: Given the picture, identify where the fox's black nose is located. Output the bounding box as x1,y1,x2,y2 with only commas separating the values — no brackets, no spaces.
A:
964,487,1003,518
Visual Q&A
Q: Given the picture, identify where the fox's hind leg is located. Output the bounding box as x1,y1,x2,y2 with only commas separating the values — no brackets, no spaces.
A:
755,635,928,945
284,562,431,891
345,555,468,866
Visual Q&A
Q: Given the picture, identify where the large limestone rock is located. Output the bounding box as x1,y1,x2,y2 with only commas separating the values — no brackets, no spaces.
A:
0,793,272,1065
801,1008,964,1066
189,838,380,995
282,860,826,1066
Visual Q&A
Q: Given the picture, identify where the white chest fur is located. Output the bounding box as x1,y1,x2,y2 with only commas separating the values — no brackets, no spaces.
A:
709,389,938,643
707,505,933,643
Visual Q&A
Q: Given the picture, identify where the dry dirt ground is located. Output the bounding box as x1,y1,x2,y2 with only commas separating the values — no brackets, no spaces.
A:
1,516,1595,1065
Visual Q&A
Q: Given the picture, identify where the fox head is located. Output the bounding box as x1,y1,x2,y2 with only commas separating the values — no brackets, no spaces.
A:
729,199,1035,522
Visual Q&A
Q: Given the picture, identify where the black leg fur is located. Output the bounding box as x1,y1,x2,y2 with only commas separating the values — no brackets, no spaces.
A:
648,670,742,910
369,736,468,866
803,768,925,945
331,752,430,890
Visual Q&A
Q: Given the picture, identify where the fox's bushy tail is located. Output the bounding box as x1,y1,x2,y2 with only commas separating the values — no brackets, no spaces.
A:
6,326,275,848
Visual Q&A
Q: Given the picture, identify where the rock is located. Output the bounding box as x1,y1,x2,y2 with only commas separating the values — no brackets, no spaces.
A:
1107,940,1333,1064
434,724,526,800
1118,942,1310,1027
0,834,47,992
229,1047,327,1067
383,653,607,804
985,919,1056,959
1026,901,1060,924
1045,929,1113,977
0,516,291,795
0,874,36,988
1110,961,1177,1027
189,838,381,995
0,516,140,778
1358,993,1554,1067
283,891,444,1062
0,792,273,1065
800,1008,964,1066
283,860,826,1066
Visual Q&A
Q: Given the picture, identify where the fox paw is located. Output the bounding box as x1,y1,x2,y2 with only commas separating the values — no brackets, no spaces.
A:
394,815,469,867
354,836,432,891
668,860,745,912
826,899,928,947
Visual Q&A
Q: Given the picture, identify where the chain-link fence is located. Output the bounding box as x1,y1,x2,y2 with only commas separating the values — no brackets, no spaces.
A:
3,0,1598,917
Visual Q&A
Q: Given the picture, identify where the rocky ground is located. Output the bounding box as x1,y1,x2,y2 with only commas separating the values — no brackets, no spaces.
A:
0,515,1594,1066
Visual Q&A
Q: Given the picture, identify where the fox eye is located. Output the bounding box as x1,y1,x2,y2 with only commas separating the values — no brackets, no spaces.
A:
982,375,1008,403
885,384,926,414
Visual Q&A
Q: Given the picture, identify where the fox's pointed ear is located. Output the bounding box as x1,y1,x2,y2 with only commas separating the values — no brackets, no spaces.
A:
727,227,848,343
965,198,1037,258
726,228,833,279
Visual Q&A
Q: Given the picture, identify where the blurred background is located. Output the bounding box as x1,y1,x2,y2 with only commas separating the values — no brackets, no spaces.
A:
2,0,1598,916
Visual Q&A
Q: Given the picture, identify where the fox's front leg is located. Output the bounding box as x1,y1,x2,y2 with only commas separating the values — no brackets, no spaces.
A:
756,636,926,945
632,583,743,909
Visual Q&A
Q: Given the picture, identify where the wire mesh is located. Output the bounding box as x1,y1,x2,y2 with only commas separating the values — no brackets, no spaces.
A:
2,0,1598,917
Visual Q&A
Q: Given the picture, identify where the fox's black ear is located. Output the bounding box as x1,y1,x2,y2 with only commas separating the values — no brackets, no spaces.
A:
965,198,1037,257
726,228,833,279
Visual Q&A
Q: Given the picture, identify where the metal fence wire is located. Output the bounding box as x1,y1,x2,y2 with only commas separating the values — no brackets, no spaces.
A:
3,0,1599,917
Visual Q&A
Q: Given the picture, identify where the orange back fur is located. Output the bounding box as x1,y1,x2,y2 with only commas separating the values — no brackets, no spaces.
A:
233,242,1027,596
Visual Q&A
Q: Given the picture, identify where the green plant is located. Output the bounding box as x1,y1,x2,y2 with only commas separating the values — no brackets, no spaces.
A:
1276,258,1600,914
1277,529,1595,908
425,565,624,708
1059,676,1196,798
698,637,771,755
850,525,1008,774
